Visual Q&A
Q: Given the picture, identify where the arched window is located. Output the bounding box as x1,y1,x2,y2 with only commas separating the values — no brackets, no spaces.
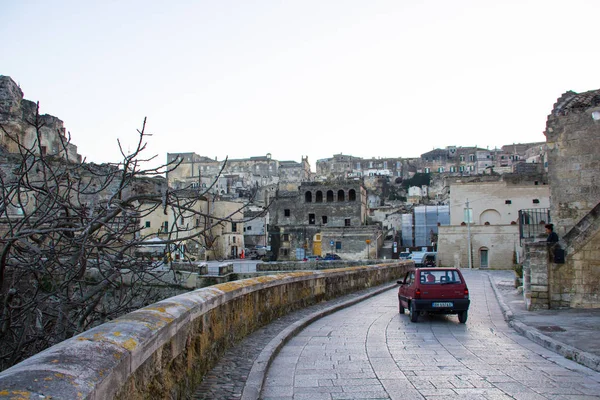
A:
326,190,334,202
305,191,312,203
348,189,357,201
337,190,345,202
316,191,323,203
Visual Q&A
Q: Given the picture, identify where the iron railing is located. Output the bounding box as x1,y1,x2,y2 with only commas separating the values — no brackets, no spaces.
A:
518,208,551,244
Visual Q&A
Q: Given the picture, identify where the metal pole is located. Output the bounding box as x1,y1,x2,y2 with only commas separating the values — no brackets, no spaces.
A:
466,199,472,269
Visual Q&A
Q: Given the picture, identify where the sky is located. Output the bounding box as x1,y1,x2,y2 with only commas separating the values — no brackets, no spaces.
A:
2,1,599,171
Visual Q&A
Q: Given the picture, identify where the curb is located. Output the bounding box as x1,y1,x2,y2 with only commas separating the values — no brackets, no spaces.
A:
487,274,600,373
240,282,399,400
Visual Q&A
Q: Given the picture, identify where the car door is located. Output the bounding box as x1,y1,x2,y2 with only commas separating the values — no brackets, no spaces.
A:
398,271,415,307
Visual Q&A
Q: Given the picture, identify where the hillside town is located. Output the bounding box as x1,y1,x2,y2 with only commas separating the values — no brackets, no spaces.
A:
1,74,551,269
3,74,600,397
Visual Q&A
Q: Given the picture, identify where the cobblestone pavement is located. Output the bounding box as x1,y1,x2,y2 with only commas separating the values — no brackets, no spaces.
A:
261,269,600,399
191,283,397,400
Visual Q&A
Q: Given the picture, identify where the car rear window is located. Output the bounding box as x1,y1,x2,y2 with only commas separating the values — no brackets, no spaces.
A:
420,270,462,284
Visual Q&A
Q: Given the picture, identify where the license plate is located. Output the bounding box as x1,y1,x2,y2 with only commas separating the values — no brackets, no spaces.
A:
432,302,453,308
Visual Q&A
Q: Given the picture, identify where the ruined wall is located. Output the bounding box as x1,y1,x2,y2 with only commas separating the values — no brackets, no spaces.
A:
545,89,600,238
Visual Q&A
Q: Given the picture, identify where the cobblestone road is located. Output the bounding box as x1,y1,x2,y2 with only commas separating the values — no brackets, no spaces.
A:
261,270,600,399
191,284,394,399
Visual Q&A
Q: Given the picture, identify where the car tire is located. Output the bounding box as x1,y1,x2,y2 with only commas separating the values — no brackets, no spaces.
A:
409,302,418,322
399,299,405,314
458,310,468,324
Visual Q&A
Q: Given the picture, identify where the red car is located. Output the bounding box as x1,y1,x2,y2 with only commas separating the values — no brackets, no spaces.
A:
397,267,470,323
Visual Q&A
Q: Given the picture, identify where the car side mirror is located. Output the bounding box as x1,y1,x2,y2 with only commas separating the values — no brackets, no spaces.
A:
397,280,404,285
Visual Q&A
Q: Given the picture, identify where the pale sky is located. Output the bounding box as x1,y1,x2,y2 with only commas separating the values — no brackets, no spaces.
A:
2,1,599,171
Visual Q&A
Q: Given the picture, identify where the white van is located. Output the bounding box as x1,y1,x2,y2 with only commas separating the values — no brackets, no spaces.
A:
409,251,437,267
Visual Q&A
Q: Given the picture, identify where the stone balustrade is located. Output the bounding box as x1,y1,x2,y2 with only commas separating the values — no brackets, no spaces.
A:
0,262,410,399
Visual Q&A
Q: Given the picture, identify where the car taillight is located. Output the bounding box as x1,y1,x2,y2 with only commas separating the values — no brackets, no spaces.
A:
464,288,469,298
414,288,421,299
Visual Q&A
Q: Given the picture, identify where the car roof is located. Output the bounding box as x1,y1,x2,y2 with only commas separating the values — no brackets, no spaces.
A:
416,267,460,272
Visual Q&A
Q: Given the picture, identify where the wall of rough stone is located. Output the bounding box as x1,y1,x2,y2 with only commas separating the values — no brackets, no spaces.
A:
0,262,410,399
545,90,600,238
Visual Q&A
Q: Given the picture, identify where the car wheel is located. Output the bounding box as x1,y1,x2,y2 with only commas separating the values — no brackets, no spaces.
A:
409,302,418,322
399,299,405,314
458,310,468,324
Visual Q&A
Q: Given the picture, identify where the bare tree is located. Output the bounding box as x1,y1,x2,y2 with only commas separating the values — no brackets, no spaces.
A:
0,105,259,370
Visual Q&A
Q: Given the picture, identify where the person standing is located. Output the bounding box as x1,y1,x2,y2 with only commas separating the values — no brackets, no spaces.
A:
545,224,559,243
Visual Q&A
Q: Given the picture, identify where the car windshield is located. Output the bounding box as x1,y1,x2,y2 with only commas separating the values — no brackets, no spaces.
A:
420,270,462,284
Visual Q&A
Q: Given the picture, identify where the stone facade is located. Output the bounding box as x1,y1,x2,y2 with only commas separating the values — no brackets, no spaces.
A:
267,181,383,260
0,75,81,162
521,88,600,310
438,225,519,269
166,152,311,205
545,89,600,238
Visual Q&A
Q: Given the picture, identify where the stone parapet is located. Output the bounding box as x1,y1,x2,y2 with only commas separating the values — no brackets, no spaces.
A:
0,262,411,399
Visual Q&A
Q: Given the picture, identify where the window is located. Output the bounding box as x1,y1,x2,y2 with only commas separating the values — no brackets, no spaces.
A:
349,189,357,201
438,167,444,173
309,213,315,225
145,221,151,228
196,218,200,227
305,192,313,202
336,241,342,250
282,233,289,242
326,190,334,202
345,219,351,227
505,200,512,204
280,248,289,256
246,226,252,231
533,199,540,204
337,190,345,202
424,168,430,173
459,166,465,172
284,209,290,217
233,236,236,243
322,216,328,224
316,191,323,203
162,221,169,233
232,222,237,232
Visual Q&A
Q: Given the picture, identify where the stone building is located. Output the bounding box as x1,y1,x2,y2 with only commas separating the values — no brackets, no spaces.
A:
139,191,245,261
419,144,545,176
521,88,600,310
437,174,550,269
0,75,81,162
166,152,311,205
267,181,382,260
315,153,412,181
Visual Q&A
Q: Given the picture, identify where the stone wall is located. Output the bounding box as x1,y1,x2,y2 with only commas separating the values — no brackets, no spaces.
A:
0,262,410,399
545,89,600,238
437,225,519,269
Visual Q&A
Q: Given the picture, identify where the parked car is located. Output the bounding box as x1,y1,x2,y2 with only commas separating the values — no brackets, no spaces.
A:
304,255,322,262
397,267,470,323
408,251,437,267
323,253,341,260
398,252,411,260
